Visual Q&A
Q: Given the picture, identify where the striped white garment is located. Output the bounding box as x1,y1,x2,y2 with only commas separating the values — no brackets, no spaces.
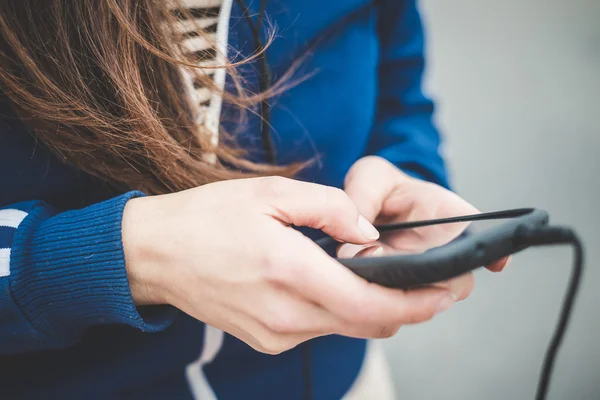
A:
174,0,234,153
172,1,232,398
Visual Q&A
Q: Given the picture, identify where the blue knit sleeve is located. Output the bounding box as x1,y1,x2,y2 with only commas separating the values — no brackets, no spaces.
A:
369,0,449,188
0,192,177,355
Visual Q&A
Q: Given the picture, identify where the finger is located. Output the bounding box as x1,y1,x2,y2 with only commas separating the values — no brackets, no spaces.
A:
344,156,401,222
337,242,381,258
335,320,403,339
255,176,379,244
379,182,481,223
222,307,322,355
280,239,454,327
246,284,341,335
431,272,475,301
331,285,455,339
337,242,396,259
486,256,511,272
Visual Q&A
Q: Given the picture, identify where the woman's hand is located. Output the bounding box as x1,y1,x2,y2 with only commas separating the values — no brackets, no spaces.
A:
344,156,510,299
122,177,456,354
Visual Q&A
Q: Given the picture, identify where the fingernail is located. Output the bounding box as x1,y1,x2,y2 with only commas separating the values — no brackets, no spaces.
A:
358,215,379,240
371,246,384,257
436,295,455,314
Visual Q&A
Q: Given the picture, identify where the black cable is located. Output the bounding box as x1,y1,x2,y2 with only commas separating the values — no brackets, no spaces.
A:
514,226,584,400
228,4,584,399
376,208,534,232
316,216,584,400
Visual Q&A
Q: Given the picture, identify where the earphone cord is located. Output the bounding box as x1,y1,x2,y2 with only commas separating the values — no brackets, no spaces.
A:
228,3,582,398
515,226,584,400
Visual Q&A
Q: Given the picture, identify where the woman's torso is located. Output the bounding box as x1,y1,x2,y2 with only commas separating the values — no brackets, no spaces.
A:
0,1,387,398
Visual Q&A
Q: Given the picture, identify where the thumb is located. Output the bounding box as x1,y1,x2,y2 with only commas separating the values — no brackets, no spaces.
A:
344,156,400,222
256,177,379,244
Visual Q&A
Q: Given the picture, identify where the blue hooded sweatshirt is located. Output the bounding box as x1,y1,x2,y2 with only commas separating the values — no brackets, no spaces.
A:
0,1,448,398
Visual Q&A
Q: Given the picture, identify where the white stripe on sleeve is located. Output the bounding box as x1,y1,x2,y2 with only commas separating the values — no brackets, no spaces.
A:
0,248,11,278
0,209,28,229
0,209,29,277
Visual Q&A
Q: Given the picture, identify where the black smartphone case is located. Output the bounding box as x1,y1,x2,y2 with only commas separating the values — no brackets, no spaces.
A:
317,209,549,289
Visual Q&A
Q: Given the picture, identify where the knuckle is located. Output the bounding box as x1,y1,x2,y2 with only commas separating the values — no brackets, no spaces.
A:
256,334,296,355
253,176,292,200
405,307,436,325
374,324,400,339
353,310,370,326
260,246,285,278
262,248,303,285
345,300,371,325
263,311,296,335
345,156,388,185
328,187,351,207
343,164,358,186
322,187,355,218
262,346,286,356
330,186,347,200
340,288,368,319
345,157,368,182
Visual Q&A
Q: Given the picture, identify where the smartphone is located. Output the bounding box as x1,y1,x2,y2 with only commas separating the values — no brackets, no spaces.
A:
316,208,549,289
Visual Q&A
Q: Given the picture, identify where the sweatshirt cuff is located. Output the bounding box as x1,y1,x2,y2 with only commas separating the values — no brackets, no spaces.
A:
9,192,176,340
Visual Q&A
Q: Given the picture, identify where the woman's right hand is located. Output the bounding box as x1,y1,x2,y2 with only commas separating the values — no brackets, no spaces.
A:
122,177,461,354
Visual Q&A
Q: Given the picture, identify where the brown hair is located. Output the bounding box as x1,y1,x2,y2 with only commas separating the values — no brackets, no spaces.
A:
0,0,301,195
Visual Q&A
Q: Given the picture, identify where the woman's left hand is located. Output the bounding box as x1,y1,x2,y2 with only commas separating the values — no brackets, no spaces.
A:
343,156,510,302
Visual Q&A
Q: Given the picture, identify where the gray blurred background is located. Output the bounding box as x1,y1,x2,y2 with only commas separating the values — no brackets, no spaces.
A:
382,1,600,399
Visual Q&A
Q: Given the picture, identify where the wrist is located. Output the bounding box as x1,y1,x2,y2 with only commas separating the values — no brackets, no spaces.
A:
122,197,169,306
